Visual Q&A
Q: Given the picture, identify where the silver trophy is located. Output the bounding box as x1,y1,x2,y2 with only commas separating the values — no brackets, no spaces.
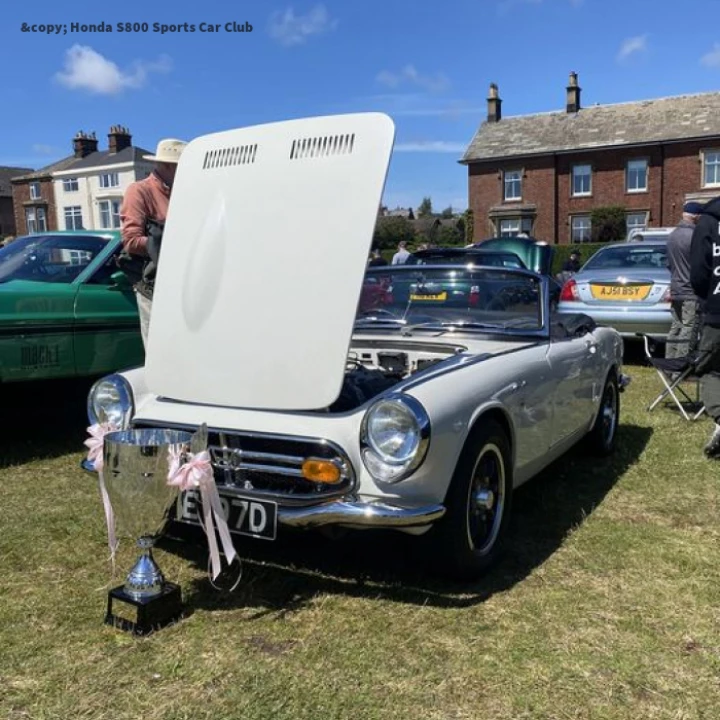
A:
101,425,207,634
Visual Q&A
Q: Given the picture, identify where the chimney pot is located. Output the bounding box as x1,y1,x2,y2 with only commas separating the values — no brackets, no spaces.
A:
108,125,133,154
72,130,99,158
487,83,502,123
566,72,581,113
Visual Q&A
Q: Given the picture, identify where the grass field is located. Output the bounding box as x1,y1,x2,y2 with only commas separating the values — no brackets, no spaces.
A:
1,359,719,720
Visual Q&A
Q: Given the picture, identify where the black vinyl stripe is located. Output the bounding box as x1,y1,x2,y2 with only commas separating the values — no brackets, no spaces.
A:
0,322,139,337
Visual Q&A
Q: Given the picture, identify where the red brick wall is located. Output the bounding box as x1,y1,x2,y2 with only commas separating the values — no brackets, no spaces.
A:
0,198,17,235
12,178,58,235
468,156,556,242
467,138,720,245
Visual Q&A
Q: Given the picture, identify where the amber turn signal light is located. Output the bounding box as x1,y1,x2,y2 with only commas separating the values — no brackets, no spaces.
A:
301,459,341,484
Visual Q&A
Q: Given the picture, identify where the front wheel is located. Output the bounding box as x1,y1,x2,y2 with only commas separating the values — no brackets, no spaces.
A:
429,420,513,581
586,372,619,456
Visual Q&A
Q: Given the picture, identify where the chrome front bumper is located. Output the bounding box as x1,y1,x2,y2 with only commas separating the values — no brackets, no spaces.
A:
81,459,445,530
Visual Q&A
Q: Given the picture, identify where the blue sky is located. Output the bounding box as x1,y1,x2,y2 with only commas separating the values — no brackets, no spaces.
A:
3,0,720,212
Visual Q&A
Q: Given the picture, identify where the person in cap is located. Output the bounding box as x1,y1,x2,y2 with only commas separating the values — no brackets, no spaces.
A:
689,196,720,457
665,202,704,359
119,138,187,348
562,249,582,273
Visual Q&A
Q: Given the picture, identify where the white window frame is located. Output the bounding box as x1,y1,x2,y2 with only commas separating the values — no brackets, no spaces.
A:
25,208,37,234
503,169,522,201
570,215,592,243
99,172,120,189
99,199,121,229
29,182,41,200
571,164,592,197
626,211,648,234
498,217,532,237
64,206,84,231
702,150,720,188
36,207,47,232
626,159,648,193
63,178,79,192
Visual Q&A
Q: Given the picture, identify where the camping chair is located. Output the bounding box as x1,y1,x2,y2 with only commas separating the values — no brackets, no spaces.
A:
637,331,707,421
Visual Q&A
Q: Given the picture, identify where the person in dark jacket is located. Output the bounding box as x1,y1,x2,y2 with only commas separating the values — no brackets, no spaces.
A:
665,202,703,358
562,250,582,273
690,196,720,457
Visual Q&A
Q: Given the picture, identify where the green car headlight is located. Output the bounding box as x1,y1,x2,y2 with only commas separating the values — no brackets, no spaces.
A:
87,374,134,429
360,395,430,483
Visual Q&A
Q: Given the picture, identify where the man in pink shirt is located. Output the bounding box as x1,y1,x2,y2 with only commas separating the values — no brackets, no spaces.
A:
120,138,187,347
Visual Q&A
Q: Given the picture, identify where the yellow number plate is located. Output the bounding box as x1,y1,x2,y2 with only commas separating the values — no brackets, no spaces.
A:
410,291,447,301
590,284,651,300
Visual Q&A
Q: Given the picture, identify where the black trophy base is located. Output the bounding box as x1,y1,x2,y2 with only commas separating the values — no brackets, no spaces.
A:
105,582,184,636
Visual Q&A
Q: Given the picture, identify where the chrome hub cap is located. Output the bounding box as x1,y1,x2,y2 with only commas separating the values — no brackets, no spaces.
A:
466,443,505,556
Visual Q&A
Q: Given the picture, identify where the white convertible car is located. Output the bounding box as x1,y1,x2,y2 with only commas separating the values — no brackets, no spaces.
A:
85,113,628,580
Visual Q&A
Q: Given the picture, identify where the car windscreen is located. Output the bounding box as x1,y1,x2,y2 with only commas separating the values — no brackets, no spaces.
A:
407,253,524,269
582,245,668,271
0,234,110,283
356,267,543,333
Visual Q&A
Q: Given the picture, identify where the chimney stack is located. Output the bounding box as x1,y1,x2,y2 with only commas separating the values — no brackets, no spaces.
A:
487,83,502,123
72,131,98,158
566,71,581,114
108,125,132,154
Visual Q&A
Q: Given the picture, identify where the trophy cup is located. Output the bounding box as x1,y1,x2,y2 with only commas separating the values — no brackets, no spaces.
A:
101,426,204,635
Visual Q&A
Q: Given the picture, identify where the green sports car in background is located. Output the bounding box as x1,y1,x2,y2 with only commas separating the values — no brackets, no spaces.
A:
0,231,143,383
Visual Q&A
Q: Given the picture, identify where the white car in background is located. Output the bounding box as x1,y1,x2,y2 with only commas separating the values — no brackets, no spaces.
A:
85,114,628,580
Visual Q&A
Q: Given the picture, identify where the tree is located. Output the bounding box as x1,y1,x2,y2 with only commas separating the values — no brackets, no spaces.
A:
437,223,463,246
590,206,627,243
441,206,454,219
462,209,474,245
372,216,415,250
418,197,433,217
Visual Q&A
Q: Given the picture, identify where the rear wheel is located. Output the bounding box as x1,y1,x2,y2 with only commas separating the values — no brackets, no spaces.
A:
429,420,513,581
586,372,619,455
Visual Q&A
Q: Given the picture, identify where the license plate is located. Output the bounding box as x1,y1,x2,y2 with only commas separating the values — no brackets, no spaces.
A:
590,284,651,300
174,490,277,541
410,291,447,301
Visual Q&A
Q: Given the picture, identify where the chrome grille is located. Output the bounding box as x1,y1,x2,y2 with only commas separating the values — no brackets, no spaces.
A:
133,421,355,504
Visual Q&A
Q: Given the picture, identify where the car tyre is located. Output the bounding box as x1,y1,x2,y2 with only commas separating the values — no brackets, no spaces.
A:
429,420,513,581
586,372,619,456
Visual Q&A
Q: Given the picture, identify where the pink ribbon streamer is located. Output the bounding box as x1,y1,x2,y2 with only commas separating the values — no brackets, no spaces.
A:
85,423,119,566
167,447,238,580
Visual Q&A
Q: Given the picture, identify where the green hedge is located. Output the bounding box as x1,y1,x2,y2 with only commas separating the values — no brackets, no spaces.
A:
550,243,609,275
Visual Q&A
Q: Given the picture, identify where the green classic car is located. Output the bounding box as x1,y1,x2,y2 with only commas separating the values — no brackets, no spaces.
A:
0,231,143,382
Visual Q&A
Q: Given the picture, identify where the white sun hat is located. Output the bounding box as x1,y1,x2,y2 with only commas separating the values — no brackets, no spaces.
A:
143,138,187,163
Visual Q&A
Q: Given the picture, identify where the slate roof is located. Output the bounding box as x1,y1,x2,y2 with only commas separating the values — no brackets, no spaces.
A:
0,166,33,196
11,146,152,181
461,92,720,163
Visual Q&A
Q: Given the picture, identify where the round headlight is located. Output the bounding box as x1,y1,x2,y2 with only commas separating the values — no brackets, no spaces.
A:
87,374,134,428
361,395,430,483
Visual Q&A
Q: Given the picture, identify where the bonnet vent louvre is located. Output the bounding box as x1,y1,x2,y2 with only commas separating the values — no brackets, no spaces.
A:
202,144,258,169
290,133,355,160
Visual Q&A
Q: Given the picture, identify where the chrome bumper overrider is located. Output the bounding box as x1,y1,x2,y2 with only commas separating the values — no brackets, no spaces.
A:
81,459,445,529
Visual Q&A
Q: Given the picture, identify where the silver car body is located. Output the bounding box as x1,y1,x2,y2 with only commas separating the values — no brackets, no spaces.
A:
84,114,626,576
557,241,671,338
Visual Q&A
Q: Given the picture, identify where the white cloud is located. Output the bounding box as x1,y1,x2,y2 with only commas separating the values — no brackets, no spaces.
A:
268,5,337,46
701,43,720,68
55,45,172,95
393,141,467,153
376,65,450,94
32,144,57,155
617,34,648,62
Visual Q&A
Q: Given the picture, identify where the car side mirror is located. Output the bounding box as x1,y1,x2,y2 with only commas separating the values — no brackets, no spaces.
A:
110,270,131,289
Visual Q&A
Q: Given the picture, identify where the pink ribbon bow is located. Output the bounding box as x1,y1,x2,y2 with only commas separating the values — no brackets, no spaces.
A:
167,447,238,580
85,422,119,565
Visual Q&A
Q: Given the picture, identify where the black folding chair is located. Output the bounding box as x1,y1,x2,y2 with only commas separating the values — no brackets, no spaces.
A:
637,332,707,421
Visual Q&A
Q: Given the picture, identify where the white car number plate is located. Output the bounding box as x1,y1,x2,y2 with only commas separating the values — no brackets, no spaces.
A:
174,490,278,541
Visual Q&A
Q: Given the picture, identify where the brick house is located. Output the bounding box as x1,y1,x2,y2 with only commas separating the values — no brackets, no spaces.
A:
460,74,720,244
12,128,152,235
0,166,33,236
